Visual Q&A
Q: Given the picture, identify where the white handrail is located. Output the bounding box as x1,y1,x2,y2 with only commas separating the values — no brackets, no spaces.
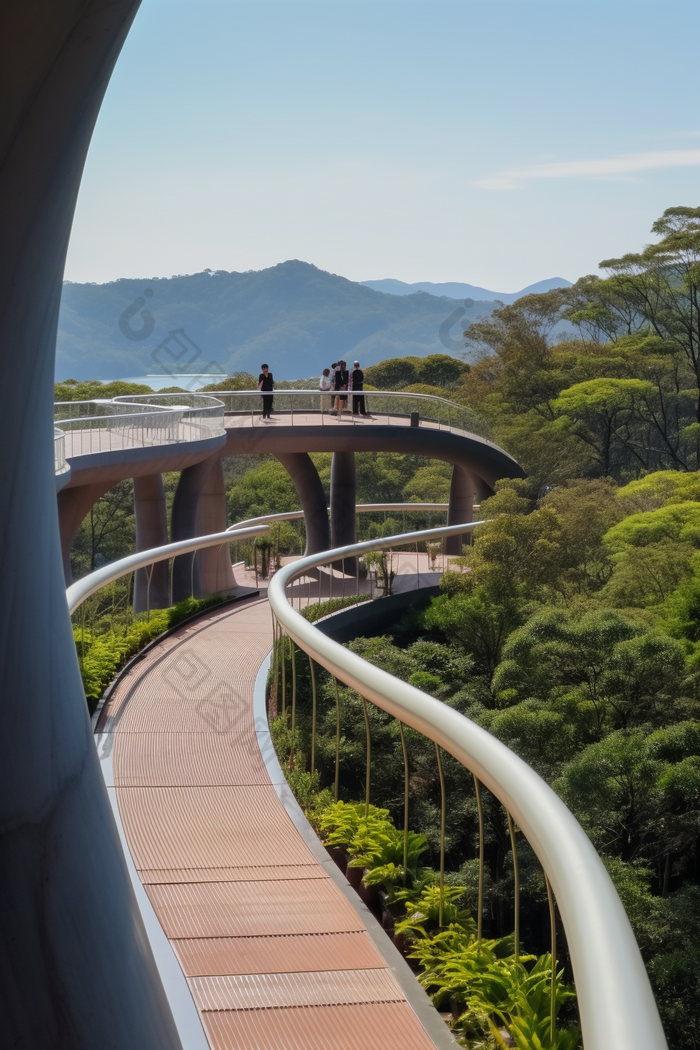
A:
67,525,268,614
54,427,68,475
132,389,499,446
54,393,226,459
112,388,463,412
225,503,452,532
267,523,667,1050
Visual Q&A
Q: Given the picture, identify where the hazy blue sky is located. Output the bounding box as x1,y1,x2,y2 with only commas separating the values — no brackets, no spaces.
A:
65,0,700,291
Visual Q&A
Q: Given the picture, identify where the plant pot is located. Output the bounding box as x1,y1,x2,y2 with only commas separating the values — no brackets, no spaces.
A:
345,865,364,891
325,846,348,874
449,996,465,1023
392,930,409,956
381,909,395,933
358,873,380,910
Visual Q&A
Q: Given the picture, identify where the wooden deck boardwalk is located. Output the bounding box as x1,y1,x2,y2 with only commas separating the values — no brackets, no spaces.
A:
96,597,443,1050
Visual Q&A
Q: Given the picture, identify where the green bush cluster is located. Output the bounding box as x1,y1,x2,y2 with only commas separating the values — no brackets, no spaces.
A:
300,593,372,622
316,797,578,1049
271,713,577,1049
75,595,225,711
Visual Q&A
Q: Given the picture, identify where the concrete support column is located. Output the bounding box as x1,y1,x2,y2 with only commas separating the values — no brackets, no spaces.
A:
330,450,357,573
195,457,235,598
275,452,330,554
444,464,475,556
0,2,181,1047
57,482,111,584
133,474,170,612
171,455,234,603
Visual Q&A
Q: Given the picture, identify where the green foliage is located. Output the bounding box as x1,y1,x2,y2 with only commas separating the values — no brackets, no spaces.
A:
299,780,577,1046
617,470,700,511
493,608,685,734
70,479,136,577
425,587,520,680
403,461,452,502
300,594,372,622
552,377,658,476
395,884,473,940
411,929,579,1050
75,595,225,710
228,459,301,519
55,379,154,401
604,503,700,552
458,213,700,481
199,372,256,391
364,353,469,390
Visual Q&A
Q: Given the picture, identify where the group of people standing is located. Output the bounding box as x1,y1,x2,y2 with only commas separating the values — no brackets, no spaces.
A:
319,359,369,418
256,358,369,420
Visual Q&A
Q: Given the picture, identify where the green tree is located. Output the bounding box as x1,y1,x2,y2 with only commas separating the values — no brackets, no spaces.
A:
604,503,700,552
618,470,700,511
364,357,420,389
403,462,452,503
70,480,135,575
494,608,685,734
199,372,257,391
55,379,154,401
552,377,658,475
568,207,700,422
364,354,470,391
227,459,300,519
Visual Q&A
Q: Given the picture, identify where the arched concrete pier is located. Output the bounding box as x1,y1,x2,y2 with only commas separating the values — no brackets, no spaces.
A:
133,474,170,611
275,451,330,554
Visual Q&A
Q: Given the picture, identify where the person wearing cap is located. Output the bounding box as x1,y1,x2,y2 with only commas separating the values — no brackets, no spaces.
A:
351,360,368,417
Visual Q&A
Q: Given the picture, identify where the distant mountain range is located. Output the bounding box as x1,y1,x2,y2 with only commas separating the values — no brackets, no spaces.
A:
361,277,572,304
56,261,571,382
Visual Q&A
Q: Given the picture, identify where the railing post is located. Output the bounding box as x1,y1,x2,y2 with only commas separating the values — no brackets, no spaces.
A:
333,677,341,802
309,655,317,775
270,616,279,721
290,640,297,767
280,629,286,715
507,812,520,966
435,743,446,928
546,873,558,1048
399,721,409,872
474,774,484,942
361,696,371,817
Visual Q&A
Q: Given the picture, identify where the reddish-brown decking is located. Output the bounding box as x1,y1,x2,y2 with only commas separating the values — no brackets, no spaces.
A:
98,597,439,1050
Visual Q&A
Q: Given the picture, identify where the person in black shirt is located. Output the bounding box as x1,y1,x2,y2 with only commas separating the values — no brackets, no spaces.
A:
351,360,368,416
334,359,349,419
258,363,274,419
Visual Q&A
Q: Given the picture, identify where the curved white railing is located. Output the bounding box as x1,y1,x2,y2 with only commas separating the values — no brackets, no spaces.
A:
268,523,668,1050
122,389,497,445
226,502,452,532
54,427,69,476
67,525,268,614
54,394,225,460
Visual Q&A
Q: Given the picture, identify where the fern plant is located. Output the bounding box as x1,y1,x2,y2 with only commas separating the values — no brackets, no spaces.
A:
394,883,474,940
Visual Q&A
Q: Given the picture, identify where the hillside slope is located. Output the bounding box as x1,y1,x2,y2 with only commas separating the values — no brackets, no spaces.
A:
57,261,496,381
361,276,572,303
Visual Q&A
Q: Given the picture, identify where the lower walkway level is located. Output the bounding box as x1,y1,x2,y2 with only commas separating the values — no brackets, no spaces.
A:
95,597,448,1050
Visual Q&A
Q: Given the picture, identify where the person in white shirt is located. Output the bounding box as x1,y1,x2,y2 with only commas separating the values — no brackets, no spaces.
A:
319,368,333,412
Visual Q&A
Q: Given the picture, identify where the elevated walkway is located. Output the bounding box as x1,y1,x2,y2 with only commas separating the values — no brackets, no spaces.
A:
95,594,452,1050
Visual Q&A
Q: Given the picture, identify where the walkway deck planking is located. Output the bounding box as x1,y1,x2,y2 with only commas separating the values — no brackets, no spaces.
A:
97,597,441,1050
